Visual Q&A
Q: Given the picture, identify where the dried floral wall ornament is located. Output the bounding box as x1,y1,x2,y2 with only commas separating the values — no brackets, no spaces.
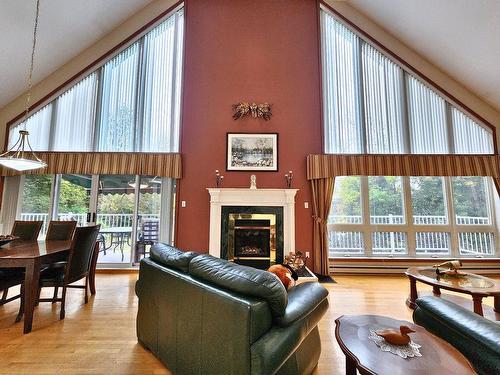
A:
232,102,272,121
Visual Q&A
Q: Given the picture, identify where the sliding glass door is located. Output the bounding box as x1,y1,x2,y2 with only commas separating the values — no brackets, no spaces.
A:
55,174,93,227
10,173,175,266
18,175,54,237
96,175,136,264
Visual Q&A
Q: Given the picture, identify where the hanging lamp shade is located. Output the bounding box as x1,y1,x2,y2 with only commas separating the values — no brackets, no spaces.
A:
0,130,47,171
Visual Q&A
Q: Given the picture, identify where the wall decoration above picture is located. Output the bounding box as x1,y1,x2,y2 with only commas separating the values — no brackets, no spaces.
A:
232,102,272,121
227,133,278,171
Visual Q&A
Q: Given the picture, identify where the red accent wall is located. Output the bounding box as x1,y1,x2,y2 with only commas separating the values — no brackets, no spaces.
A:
177,0,323,269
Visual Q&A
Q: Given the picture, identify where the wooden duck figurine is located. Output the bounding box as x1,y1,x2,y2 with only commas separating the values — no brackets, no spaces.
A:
375,325,415,345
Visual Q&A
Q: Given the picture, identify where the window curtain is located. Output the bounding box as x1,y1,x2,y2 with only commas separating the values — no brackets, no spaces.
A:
8,105,52,151
98,44,140,152
307,154,500,179
311,177,335,276
493,178,500,201
141,8,184,152
0,176,21,234
0,152,182,179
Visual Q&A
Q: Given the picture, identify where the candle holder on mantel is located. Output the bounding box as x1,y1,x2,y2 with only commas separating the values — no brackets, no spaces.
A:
215,170,224,188
285,170,293,188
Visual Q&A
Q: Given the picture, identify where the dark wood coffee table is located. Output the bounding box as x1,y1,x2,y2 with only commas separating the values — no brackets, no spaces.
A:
335,315,475,375
405,266,500,317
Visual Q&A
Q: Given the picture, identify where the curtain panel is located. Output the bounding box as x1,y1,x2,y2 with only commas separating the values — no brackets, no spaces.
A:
0,152,182,179
307,153,500,276
311,177,335,276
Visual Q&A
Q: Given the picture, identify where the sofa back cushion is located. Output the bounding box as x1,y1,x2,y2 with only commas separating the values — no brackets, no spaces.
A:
189,254,288,318
150,243,198,273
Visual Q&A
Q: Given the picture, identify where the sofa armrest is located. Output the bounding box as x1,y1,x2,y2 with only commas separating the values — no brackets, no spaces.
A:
275,282,328,327
413,296,500,375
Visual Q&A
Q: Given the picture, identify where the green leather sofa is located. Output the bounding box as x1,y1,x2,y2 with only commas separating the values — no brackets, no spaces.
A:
413,296,500,375
135,244,329,375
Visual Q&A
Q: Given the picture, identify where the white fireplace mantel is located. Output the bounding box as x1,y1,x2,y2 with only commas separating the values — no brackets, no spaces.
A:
207,188,298,258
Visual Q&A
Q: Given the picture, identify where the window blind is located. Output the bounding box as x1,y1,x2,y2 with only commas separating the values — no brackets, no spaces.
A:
52,73,98,151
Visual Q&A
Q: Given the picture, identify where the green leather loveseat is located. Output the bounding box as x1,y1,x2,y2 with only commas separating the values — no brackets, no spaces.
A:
135,244,329,375
413,296,500,375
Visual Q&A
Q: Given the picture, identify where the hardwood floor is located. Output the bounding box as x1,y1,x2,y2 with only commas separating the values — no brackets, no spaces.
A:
0,274,494,374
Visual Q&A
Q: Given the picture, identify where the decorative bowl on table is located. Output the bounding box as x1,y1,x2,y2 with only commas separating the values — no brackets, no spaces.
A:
0,235,19,247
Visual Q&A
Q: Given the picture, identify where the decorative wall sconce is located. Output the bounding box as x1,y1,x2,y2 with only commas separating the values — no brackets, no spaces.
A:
285,170,293,188
215,170,224,187
232,102,272,121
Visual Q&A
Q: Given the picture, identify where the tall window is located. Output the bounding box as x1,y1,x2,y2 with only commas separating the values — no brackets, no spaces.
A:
3,6,183,268
329,176,497,258
321,7,498,258
320,7,494,155
7,7,184,154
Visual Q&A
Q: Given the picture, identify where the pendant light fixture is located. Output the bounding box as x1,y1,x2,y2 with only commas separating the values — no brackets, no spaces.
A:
0,0,47,172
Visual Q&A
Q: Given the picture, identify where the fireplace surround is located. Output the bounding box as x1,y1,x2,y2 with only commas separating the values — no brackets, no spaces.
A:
207,188,298,266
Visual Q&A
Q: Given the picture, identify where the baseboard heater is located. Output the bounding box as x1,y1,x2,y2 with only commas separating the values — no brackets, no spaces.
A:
329,258,500,275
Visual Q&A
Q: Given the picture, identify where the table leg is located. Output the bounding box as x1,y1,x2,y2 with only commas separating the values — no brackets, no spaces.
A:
433,286,441,296
406,277,418,309
89,242,99,295
494,296,500,313
22,259,41,334
345,356,357,375
472,295,484,316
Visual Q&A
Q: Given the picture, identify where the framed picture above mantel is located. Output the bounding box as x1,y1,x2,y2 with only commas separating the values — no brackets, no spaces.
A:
226,133,278,171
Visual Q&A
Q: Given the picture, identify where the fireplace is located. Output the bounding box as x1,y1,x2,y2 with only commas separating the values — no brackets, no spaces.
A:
230,215,275,261
221,206,283,269
207,188,297,267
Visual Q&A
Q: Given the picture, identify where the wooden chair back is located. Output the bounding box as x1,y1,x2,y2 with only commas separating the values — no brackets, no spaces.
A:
11,220,43,240
65,225,100,285
46,221,77,241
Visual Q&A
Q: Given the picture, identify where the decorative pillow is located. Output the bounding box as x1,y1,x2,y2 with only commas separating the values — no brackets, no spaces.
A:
268,264,298,291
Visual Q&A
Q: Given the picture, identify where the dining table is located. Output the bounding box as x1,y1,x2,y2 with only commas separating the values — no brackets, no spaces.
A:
0,239,99,334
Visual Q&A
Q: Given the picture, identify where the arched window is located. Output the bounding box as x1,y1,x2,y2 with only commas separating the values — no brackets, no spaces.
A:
7,7,184,154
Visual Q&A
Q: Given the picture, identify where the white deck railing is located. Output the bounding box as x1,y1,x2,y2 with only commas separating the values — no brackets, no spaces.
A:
329,214,489,225
19,212,160,235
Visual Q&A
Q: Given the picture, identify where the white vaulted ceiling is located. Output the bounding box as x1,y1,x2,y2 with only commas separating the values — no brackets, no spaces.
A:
0,0,153,108
345,0,500,111
0,0,499,112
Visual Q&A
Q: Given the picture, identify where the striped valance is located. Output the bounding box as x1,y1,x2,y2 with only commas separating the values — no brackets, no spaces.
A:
0,152,182,178
307,154,500,180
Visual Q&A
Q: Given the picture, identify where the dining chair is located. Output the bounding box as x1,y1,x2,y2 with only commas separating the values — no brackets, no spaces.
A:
0,269,24,315
33,225,100,319
134,218,159,262
42,220,78,302
0,220,44,305
46,220,77,241
11,220,44,240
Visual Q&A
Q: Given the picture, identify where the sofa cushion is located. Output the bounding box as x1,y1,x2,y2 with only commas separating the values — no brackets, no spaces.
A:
189,254,288,318
149,243,198,273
